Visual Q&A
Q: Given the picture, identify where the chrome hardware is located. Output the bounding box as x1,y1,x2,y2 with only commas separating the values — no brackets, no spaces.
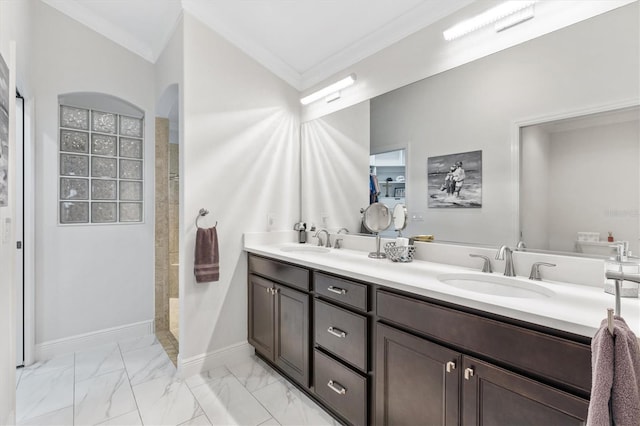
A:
266,288,277,296
496,245,516,277
327,286,347,295
334,238,344,249
313,229,331,247
195,208,217,228
516,240,527,251
605,270,640,284
337,227,349,234
529,262,556,280
272,288,279,294
464,367,475,380
469,254,492,273
327,380,347,395
446,361,456,373
327,326,347,338
266,287,271,294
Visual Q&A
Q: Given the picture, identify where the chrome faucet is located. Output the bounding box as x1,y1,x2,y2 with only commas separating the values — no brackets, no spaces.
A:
529,262,556,280
314,229,331,248
469,254,492,273
334,228,349,248
495,245,516,277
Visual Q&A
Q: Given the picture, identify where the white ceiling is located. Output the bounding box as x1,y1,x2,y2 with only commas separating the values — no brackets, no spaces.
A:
40,0,475,90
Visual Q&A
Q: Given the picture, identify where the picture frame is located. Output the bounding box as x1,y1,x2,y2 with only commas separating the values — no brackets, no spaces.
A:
427,150,482,208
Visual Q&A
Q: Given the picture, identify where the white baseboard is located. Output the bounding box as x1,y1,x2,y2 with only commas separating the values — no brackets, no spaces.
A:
35,320,154,361
177,341,253,378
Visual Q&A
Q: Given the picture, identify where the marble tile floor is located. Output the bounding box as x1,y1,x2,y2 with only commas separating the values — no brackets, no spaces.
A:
15,335,340,426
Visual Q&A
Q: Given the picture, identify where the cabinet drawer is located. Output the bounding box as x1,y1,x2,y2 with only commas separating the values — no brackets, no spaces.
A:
314,349,367,426
315,299,367,371
249,254,310,291
315,273,368,311
376,290,591,394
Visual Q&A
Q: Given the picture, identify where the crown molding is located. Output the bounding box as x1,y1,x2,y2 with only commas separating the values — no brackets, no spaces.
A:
41,0,156,63
300,0,474,90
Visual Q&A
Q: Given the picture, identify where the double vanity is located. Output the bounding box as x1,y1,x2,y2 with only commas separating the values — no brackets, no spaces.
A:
244,231,640,425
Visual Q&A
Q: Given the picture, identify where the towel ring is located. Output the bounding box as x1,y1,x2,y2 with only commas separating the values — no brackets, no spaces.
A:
196,208,217,228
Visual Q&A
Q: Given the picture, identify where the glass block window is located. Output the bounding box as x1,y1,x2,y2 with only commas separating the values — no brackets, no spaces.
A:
59,105,144,224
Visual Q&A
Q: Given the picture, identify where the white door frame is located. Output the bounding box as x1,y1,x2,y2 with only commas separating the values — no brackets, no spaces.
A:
21,95,34,366
15,94,23,367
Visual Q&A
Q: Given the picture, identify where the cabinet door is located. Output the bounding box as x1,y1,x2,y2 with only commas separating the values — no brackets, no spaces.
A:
376,323,461,426
275,284,310,387
462,356,588,426
248,274,275,361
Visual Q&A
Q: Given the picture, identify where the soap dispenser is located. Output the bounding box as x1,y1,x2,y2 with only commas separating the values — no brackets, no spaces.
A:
293,222,307,244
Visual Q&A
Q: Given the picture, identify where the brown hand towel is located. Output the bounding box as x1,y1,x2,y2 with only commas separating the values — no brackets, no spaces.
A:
587,316,640,426
194,226,219,283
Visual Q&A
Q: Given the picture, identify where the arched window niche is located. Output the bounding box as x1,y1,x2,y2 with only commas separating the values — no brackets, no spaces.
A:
58,92,145,224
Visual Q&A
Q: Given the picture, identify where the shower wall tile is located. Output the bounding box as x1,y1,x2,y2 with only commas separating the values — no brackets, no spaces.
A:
169,265,179,299
155,118,170,332
169,144,179,177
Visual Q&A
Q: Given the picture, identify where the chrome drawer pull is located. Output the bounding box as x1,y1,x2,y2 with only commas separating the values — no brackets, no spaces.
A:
464,367,475,380
327,286,347,295
446,361,456,373
327,380,347,395
327,326,347,338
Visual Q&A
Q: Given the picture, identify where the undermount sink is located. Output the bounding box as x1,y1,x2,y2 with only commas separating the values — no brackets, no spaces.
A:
437,273,555,299
280,245,330,254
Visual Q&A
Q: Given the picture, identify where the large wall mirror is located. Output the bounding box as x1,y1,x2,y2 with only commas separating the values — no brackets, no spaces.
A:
300,4,639,258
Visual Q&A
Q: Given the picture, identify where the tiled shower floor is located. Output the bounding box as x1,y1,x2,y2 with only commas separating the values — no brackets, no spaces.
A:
15,335,339,425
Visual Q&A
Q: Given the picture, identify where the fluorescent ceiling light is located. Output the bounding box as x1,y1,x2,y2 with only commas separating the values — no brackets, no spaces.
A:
443,1,538,41
300,74,357,105
495,5,535,32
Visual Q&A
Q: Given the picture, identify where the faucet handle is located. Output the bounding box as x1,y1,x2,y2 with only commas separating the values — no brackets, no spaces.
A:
334,238,343,249
529,262,556,281
469,254,492,273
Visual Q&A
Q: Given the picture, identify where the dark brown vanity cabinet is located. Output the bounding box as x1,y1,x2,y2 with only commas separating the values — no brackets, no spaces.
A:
375,290,590,426
376,323,461,425
248,255,310,388
248,254,593,426
313,272,370,426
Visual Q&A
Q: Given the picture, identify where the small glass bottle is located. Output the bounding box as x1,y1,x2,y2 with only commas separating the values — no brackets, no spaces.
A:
608,232,614,242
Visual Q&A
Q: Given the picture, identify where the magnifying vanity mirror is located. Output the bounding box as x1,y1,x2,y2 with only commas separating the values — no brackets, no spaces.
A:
362,202,392,258
392,204,408,235
300,4,639,260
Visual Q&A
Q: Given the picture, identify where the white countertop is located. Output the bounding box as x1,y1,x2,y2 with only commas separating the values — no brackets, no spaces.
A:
244,234,640,339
